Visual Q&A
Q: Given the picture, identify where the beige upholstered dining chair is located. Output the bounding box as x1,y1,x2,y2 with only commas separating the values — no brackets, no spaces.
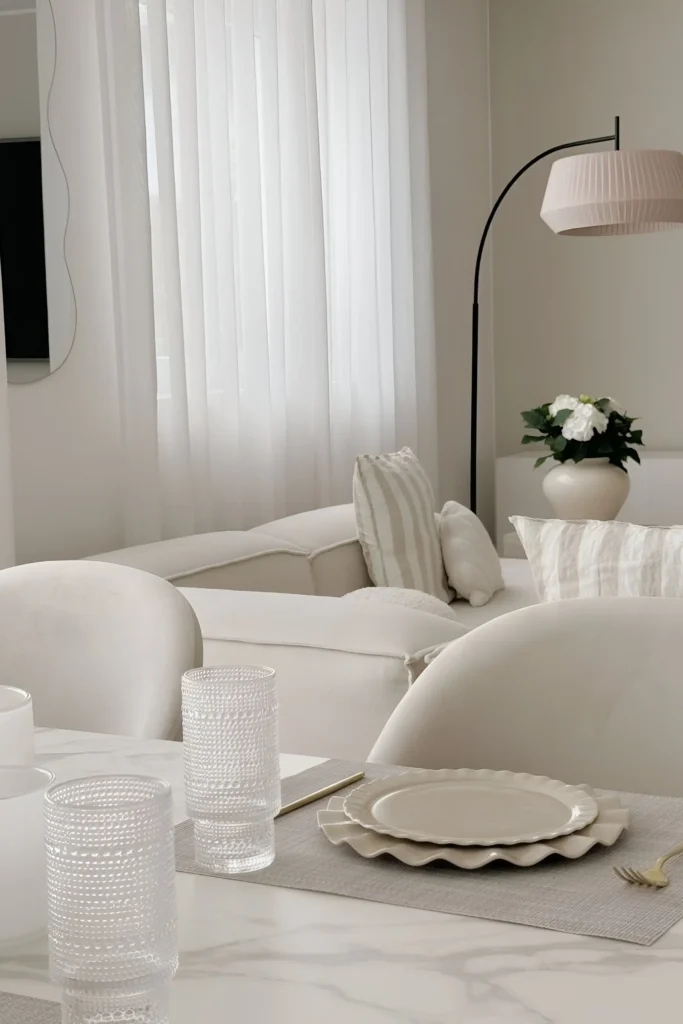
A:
0,560,202,739
369,597,683,797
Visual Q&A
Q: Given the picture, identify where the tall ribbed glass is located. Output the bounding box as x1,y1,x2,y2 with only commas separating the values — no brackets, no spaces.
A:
44,775,177,1024
182,666,280,873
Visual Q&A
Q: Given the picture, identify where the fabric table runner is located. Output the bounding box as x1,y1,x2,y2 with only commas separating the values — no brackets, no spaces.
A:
176,758,683,946
0,992,60,1023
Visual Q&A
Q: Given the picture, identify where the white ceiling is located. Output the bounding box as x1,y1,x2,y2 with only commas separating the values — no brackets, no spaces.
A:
0,0,35,12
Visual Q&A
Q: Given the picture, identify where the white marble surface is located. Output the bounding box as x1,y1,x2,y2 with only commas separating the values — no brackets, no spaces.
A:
1,729,682,1023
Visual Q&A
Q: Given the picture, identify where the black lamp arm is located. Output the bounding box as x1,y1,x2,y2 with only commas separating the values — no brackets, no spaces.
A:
469,116,620,513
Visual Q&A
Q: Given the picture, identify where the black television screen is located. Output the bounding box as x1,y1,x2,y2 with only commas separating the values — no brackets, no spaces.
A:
0,139,49,361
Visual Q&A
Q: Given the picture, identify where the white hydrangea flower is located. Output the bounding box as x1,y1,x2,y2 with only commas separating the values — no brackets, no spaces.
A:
602,397,625,417
549,394,579,418
561,402,609,442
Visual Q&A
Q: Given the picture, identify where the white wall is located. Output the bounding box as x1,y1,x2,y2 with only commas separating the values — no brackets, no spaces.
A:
0,280,14,569
7,0,124,563
0,8,75,378
490,0,683,458
0,11,37,567
0,12,39,138
425,0,494,525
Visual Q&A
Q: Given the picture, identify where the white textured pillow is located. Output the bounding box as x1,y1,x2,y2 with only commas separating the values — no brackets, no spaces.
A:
343,587,460,622
510,516,683,601
439,501,504,607
353,448,452,602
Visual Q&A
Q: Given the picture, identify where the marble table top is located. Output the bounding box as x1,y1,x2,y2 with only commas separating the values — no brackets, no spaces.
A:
1,728,681,1023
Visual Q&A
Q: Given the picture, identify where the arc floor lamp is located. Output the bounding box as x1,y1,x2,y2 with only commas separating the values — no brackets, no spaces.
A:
470,115,683,513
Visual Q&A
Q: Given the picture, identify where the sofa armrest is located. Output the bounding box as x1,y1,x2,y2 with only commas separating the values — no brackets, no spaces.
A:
88,504,371,597
252,504,371,596
88,532,315,594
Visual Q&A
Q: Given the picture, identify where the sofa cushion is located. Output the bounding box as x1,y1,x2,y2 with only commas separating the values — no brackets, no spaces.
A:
511,516,683,601
180,587,467,759
252,504,371,596
89,532,314,593
439,500,504,607
343,586,461,621
353,448,452,601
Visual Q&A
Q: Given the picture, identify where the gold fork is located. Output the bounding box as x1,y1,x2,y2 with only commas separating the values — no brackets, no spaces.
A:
613,840,683,888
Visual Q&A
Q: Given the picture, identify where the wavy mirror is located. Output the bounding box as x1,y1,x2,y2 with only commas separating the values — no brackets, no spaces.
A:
0,0,75,384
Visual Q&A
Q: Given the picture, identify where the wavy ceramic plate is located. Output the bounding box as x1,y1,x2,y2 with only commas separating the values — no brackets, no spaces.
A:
320,790,628,868
343,768,599,846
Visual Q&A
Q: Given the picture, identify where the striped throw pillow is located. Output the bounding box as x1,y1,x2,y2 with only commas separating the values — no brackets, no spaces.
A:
353,448,452,602
510,516,683,601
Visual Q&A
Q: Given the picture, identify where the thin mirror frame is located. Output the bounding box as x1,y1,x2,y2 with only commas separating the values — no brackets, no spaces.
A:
1,0,77,384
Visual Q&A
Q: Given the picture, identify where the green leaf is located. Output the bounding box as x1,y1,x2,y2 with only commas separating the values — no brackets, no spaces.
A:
521,433,542,445
550,435,567,453
522,409,547,430
630,429,643,444
594,398,611,414
625,447,641,464
551,408,573,427
534,455,551,469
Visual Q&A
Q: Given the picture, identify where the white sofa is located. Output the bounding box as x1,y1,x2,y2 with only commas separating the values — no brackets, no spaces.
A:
92,505,538,757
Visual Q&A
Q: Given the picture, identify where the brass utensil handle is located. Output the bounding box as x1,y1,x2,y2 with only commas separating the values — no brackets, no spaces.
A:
277,771,365,818
656,840,683,869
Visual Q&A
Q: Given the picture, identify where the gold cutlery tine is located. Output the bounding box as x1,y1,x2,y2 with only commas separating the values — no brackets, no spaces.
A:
626,867,648,884
277,771,365,818
614,866,641,884
614,839,683,888
613,865,645,884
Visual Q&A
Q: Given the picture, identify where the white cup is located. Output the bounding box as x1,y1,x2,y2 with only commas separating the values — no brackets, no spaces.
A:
0,687,34,765
0,766,54,945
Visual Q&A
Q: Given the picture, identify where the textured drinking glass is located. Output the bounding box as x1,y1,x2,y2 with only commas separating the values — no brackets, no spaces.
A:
0,766,53,945
0,686,34,764
182,666,280,873
44,775,177,1024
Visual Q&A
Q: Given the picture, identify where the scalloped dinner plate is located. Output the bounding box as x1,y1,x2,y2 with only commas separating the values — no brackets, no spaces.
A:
319,790,628,868
343,769,599,846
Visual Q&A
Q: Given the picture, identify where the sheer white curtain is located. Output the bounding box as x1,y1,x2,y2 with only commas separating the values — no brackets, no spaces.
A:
99,0,437,540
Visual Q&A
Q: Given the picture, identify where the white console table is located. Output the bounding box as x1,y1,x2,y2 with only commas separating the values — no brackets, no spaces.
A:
496,451,683,552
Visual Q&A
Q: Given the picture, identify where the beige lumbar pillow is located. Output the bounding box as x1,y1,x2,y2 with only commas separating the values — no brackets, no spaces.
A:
439,501,504,607
343,586,461,622
353,448,452,602
510,515,683,601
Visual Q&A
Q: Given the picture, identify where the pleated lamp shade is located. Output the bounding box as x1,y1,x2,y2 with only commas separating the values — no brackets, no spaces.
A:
540,149,683,235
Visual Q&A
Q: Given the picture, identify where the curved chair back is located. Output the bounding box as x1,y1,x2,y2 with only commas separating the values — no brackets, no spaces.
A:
0,560,202,738
370,598,683,796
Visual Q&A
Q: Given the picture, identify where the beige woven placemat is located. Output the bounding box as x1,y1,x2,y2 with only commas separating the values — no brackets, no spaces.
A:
0,992,60,1023
175,759,683,946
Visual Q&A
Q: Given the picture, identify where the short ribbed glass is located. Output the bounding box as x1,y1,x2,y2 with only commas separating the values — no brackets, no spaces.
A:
44,775,177,1024
182,666,280,874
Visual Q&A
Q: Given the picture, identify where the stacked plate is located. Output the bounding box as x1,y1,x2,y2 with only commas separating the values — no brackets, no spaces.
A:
318,768,629,869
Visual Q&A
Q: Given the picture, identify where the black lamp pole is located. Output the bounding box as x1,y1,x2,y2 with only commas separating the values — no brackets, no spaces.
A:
469,115,621,513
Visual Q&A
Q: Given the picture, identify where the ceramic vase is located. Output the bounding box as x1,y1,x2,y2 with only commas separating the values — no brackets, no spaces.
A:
542,458,630,521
